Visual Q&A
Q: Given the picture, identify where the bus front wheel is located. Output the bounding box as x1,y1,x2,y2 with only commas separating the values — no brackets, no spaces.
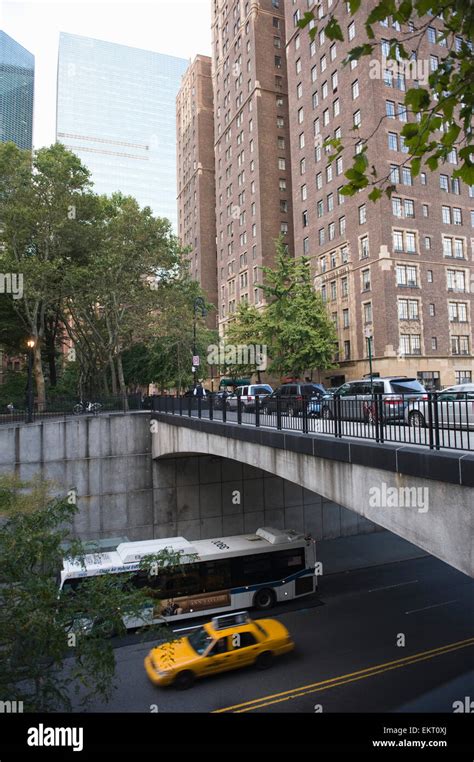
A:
253,588,276,610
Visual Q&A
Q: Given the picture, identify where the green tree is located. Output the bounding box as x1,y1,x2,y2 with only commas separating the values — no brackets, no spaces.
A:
62,193,181,401
0,475,180,712
0,142,97,406
299,0,474,199
223,301,266,381
260,239,338,379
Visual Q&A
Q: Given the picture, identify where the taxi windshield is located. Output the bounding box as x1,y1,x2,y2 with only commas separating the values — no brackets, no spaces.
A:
187,626,213,655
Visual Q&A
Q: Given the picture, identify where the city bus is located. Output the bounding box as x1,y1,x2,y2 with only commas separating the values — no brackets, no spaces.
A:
59,527,317,628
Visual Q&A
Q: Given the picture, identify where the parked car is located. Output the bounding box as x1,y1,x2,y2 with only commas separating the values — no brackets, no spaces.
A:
226,384,273,412
144,611,294,689
320,377,427,422
209,390,231,409
261,383,327,417
405,384,474,429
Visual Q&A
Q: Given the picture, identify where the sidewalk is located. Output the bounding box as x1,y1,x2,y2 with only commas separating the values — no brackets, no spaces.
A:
317,530,428,575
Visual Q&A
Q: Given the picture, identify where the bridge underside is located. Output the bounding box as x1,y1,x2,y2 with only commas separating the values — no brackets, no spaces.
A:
152,419,474,578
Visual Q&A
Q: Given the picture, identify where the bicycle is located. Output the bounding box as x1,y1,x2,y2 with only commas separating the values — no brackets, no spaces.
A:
73,400,102,416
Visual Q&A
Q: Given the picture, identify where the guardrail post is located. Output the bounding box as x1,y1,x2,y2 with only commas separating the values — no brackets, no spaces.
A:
276,395,282,431
334,394,341,438
427,392,435,450
255,395,260,428
433,392,440,450
376,393,384,443
237,394,242,425
209,392,213,421
302,396,308,434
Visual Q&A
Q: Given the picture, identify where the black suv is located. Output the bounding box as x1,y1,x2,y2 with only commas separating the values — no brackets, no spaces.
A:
261,383,326,416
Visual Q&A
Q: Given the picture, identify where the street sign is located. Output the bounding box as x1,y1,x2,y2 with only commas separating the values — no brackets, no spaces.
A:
192,366,197,374
364,326,373,339
193,355,200,366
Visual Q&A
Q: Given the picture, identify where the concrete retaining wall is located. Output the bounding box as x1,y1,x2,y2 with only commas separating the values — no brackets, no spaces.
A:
0,413,379,542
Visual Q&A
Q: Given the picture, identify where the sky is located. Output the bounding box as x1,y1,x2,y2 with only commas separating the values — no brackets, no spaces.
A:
2,0,212,148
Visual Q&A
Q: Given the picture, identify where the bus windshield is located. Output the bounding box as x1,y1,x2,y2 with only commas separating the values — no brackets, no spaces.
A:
188,626,213,655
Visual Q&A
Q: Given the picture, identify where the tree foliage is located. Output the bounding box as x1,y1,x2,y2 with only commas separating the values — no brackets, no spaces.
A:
0,142,211,400
0,476,180,711
224,239,338,380
299,0,474,198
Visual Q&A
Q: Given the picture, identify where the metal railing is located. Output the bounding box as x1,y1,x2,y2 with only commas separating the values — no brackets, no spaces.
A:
150,392,474,452
0,394,144,425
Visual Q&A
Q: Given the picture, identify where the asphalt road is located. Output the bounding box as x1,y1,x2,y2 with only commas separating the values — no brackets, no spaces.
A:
71,554,474,713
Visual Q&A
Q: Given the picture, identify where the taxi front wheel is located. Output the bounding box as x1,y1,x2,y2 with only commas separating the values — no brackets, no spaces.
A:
256,651,273,670
173,670,195,690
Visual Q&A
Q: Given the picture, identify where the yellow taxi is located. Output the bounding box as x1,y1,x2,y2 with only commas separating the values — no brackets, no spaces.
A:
144,611,294,689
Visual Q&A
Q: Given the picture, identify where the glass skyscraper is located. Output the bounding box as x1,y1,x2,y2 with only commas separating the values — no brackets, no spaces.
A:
56,33,188,230
0,31,34,149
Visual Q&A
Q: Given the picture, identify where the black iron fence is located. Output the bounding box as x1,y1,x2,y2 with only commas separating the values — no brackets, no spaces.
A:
0,394,144,425
151,392,474,452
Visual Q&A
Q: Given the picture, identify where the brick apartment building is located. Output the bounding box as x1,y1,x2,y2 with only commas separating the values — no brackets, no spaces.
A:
177,54,218,326
211,0,294,335
285,0,474,388
177,1,473,389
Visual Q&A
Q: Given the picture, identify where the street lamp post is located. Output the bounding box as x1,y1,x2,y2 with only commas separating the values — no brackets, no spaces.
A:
26,338,35,423
364,326,374,395
192,297,207,391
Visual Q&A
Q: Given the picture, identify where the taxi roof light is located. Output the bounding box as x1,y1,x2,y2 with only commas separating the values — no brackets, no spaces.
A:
211,611,251,630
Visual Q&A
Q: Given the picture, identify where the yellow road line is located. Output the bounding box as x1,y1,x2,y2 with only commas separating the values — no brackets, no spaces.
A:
214,636,474,713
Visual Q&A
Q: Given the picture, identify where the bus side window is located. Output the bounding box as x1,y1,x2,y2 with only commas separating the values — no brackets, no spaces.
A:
272,548,305,578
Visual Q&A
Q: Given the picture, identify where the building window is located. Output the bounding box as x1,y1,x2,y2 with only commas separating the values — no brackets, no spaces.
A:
451,336,470,355
343,308,349,327
390,164,400,183
455,370,472,384
348,21,356,41
361,269,371,291
360,236,369,258
400,334,421,355
358,204,367,224
363,302,372,324
352,80,359,99
396,265,418,287
449,302,468,322
341,277,349,297
344,340,351,360
398,299,419,320
446,269,466,291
